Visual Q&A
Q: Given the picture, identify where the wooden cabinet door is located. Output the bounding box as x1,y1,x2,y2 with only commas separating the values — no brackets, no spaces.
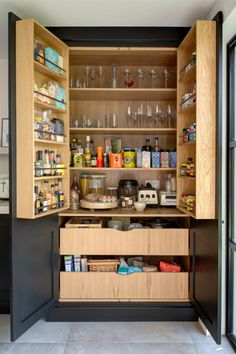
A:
9,12,69,341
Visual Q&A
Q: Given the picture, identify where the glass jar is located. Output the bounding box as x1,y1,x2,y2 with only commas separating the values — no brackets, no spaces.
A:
90,175,106,194
106,187,118,199
79,174,91,199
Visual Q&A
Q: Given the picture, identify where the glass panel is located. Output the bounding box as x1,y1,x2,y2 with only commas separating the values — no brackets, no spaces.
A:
229,148,236,242
231,251,236,335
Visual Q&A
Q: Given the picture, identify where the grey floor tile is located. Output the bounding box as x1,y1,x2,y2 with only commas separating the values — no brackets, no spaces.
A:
0,343,66,354
65,342,198,354
0,315,10,343
68,321,192,343
15,319,71,343
183,321,215,343
195,337,235,354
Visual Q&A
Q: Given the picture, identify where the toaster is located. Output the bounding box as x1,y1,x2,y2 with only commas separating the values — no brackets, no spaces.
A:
0,175,9,199
159,191,176,206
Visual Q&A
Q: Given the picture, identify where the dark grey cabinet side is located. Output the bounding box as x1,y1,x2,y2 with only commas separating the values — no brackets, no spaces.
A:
0,214,10,313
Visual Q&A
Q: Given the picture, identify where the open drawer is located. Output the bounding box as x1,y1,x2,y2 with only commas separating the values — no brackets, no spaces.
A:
60,272,189,300
60,228,189,256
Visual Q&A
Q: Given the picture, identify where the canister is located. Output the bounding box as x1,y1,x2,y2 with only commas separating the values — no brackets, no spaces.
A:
169,151,176,168
123,148,136,168
160,151,169,168
110,153,122,168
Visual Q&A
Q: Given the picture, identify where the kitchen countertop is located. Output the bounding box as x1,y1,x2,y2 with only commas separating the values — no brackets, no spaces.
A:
0,200,9,214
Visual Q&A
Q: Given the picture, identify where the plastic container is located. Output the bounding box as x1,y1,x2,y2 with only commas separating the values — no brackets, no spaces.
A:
90,175,106,194
79,174,91,199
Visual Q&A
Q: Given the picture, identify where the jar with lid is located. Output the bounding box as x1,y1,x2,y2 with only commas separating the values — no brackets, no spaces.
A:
79,174,91,199
89,175,106,194
106,187,118,199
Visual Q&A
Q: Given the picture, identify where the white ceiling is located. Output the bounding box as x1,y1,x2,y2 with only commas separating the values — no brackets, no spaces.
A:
0,0,236,58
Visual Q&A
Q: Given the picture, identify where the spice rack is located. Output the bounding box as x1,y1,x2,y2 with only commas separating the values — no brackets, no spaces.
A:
176,20,216,219
16,19,70,218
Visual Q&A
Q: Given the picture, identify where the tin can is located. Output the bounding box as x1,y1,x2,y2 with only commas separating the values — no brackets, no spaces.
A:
169,151,177,168
160,151,169,168
110,153,122,168
123,148,136,168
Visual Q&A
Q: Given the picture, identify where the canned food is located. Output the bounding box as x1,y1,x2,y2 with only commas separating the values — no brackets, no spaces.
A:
110,153,122,168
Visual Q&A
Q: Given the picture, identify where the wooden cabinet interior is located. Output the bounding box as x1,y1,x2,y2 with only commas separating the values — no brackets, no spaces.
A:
16,19,70,219
177,21,216,219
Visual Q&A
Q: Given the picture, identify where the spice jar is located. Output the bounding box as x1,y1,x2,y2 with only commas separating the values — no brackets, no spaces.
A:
123,148,136,168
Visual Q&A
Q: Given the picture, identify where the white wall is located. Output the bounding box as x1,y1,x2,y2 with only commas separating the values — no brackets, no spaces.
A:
0,58,9,175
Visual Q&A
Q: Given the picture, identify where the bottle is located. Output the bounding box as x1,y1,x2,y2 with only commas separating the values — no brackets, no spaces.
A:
35,150,44,177
84,136,92,167
51,184,57,209
142,138,152,168
152,136,161,168
44,149,51,176
34,186,41,214
55,182,60,207
58,178,65,207
49,150,56,176
74,139,84,167
55,153,62,175
42,182,49,212
70,172,79,210
70,138,78,167
96,146,103,168
90,140,97,167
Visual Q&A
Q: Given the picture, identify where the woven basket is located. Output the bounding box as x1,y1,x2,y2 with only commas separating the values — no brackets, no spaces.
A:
88,259,120,272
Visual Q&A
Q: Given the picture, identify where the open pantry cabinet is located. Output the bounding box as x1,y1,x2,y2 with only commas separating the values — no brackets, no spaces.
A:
10,11,222,344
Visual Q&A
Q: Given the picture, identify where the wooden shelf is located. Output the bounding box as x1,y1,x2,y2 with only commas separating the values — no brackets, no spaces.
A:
34,175,67,181
34,100,67,113
34,206,69,219
178,140,196,146
177,206,196,218
179,64,196,84
34,139,68,146
179,102,196,114
69,128,177,136
69,88,177,101
70,167,176,171
178,175,195,180
59,207,188,218
34,60,67,81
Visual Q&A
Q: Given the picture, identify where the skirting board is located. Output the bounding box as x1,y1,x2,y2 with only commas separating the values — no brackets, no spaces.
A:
46,301,197,322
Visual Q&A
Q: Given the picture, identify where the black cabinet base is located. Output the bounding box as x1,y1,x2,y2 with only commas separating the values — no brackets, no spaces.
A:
47,301,197,322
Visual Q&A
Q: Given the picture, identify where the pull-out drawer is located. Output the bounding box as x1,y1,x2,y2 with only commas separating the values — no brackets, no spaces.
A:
60,272,189,300
60,228,189,256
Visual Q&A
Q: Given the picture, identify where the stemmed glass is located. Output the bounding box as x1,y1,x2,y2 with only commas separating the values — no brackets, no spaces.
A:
90,69,96,88
82,66,91,88
147,105,153,128
136,68,145,88
127,106,132,128
123,68,134,88
97,66,105,88
149,69,158,88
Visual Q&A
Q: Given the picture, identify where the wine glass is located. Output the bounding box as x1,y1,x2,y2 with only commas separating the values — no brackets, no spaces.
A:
137,104,145,128
136,68,145,88
90,69,96,88
111,64,118,88
149,69,158,88
97,66,105,88
127,106,132,128
154,104,161,128
123,68,134,88
147,105,153,128
82,66,91,88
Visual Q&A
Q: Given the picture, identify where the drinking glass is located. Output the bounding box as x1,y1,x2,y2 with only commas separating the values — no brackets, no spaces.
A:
136,68,145,88
82,66,91,88
90,69,96,88
76,78,81,88
123,68,134,88
149,69,158,88
147,105,153,128
154,104,161,128
111,64,118,88
127,106,132,128
70,77,74,88
137,104,145,128
97,66,105,88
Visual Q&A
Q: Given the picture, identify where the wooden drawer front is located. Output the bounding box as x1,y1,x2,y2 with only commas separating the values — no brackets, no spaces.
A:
60,228,189,256
60,272,189,300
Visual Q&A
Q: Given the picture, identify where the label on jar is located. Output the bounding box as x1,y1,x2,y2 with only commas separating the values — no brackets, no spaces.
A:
142,151,151,168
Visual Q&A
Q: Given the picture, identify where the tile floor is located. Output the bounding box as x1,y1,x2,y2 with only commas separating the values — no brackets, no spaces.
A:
0,315,235,353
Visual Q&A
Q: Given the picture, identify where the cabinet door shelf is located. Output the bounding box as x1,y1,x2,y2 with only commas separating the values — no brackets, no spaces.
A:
178,175,196,180
34,100,67,113
179,63,196,83
34,175,67,181
34,139,68,146
34,60,67,82
34,206,69,219
70,128,177,136
70,88,177,101
178,140,196,146
177,205,195,218
179,102,196,114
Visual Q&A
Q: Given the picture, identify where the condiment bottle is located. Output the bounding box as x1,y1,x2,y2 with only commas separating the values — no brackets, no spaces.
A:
142,138,152,168
70,172,79,210
96,146,103,167
44,150,51,176
84,136,92,167
49,150,56,176
51,184,57,209
58,179,65,207
35,150,44,177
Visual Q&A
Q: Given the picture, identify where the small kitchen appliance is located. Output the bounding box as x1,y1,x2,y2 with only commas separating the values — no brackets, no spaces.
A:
138,183,158,207
159,191,176,206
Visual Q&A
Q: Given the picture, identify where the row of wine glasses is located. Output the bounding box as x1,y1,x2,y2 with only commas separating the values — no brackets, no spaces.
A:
70,65,176,89
127,104,176,128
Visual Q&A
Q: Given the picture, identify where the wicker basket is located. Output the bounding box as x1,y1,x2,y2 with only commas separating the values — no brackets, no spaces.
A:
87,259,120,272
